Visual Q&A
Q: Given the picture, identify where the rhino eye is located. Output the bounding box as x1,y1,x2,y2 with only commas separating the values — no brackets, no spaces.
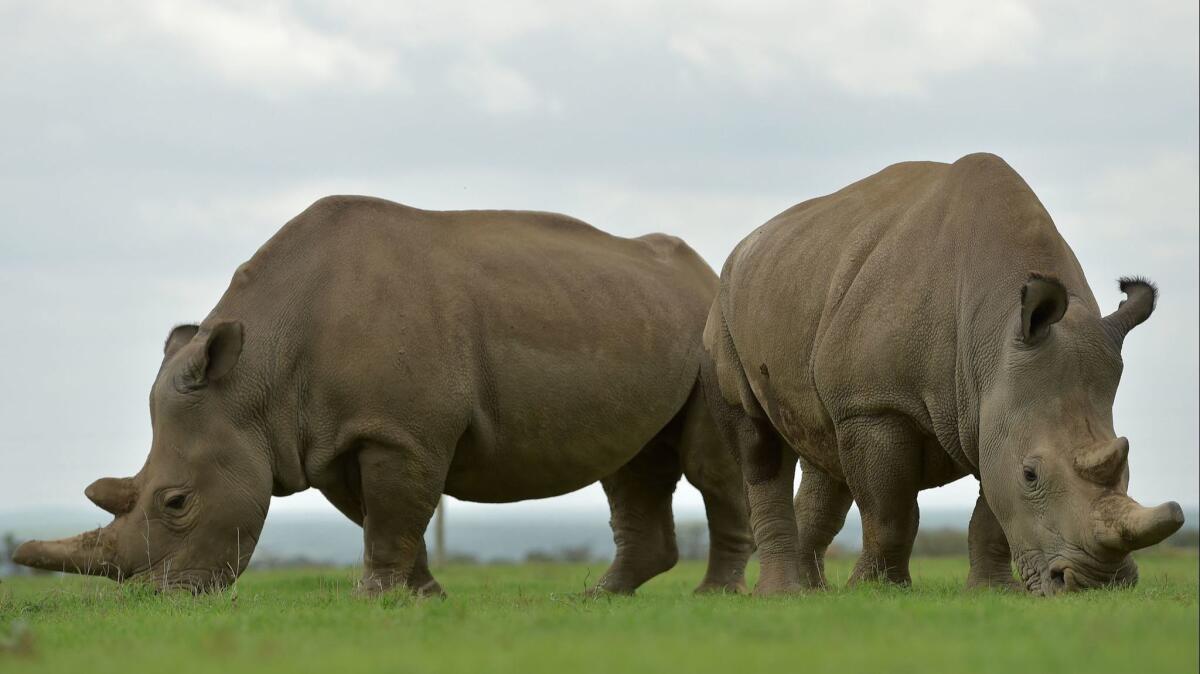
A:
1022,467,1038,483
164,494,187,510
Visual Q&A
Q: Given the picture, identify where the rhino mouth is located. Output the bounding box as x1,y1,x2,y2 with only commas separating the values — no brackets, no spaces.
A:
128,566,236,594
1016,548,1137,596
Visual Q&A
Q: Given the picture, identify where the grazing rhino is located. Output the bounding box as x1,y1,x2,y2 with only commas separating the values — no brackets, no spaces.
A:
702,153,1184,596
14,196,753,595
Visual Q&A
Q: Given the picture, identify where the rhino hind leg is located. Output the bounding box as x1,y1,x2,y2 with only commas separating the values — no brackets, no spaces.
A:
590,433,683,595
793,459,854,588
705,391,803,596
965,492,1020,591
838,415,922,587
675,384,754,595
700,309,804,596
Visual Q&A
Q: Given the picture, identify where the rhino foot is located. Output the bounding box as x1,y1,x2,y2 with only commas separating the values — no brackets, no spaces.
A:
752,579,808,596
965,572,1021,592
693,579,748,595
354,573,447,599
583,576,639,597
411,578,447,598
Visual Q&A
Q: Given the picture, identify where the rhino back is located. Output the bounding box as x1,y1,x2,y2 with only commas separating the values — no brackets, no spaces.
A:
204,196,715,501
720,153,1096,478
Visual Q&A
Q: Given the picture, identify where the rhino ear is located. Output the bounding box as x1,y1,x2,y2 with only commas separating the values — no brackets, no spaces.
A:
1102,277,1157,347
176,321,243,392
164,324,200,361
1020,274,1068,344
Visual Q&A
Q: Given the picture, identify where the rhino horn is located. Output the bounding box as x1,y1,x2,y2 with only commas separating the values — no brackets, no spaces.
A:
1074,437,1129,485
85,477,137,516
11,527,121,578
1093,494,1185,552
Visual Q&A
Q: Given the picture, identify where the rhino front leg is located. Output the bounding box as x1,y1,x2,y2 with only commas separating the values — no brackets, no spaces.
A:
406,542,446,597
358,443,451,596
839,416,922,586
965,491,1020,591
320,479,445,597
794,458,853,588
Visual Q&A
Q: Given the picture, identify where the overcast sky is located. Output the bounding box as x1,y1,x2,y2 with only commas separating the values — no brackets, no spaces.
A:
1,0,1196,522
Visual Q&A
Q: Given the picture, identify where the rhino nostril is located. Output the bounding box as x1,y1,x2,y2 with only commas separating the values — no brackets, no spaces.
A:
1046,567,1067,594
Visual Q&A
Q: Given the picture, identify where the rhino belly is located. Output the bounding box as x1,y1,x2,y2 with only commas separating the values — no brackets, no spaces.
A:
441,358,690,503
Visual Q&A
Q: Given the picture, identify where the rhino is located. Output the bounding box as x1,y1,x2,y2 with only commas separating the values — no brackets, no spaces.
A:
13,196,753,595
701,153,1184,596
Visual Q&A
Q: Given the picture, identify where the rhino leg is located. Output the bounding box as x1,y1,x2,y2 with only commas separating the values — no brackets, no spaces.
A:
676,384,754,595
745,451,804,595
711,381,806,596
793,458,853,589
357,443,451,596
321,479,446,597
839,416,922,586
406,542,446,598
965,491,1020,591
701,311,803,596
590,434,682,595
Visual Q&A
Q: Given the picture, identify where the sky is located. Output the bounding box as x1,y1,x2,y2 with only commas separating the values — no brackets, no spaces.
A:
0,0,1196,522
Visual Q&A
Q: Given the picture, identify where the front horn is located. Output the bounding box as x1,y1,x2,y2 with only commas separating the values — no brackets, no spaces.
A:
1093,494,1185,552
11,527,121,579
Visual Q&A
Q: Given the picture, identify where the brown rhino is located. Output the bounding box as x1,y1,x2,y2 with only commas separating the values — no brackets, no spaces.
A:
13,196,753,595
702,153,1184,596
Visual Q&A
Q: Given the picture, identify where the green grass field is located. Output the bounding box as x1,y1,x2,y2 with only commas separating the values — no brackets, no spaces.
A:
1,555,1196,674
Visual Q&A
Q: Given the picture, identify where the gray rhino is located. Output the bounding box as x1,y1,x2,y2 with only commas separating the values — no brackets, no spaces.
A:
702,153,1184,596
14,196,753,595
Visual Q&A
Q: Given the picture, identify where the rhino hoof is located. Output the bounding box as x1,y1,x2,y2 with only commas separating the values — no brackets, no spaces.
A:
694,579,749,595
412,579,447,598
965,574,1022,592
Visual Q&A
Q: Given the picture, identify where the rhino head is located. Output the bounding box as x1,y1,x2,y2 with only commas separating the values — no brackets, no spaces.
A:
979,275,1184,595
12,321,273,592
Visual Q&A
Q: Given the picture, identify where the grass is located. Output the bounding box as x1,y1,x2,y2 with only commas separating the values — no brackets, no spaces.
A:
0,555,1196,674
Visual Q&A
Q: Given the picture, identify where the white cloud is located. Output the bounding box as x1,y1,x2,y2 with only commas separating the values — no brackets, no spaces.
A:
1045,0,1200,72
448,58,561,116
1049,151,1200,270
144,0,396,94
3,0,397,96
5,0,1196,105
1085,153,1200,241
666,0,1041,95
330,0,557,48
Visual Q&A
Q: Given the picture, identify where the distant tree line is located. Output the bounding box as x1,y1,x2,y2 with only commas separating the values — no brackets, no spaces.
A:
3,525,1196,574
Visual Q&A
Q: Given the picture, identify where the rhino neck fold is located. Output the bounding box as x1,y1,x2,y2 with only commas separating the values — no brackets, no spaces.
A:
258,361,312,497
199,307,311,499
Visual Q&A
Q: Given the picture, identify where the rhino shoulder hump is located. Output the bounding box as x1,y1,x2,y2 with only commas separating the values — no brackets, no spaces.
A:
949,152,1020,179
637,232,713,273
636,232,688,255
300,194,421,219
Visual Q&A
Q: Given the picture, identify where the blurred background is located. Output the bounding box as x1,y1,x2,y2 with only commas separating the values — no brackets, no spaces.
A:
0,0,1196,570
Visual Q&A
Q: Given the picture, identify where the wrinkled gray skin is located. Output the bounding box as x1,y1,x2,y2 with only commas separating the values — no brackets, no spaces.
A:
14,197,754,595
702,153,1184,596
